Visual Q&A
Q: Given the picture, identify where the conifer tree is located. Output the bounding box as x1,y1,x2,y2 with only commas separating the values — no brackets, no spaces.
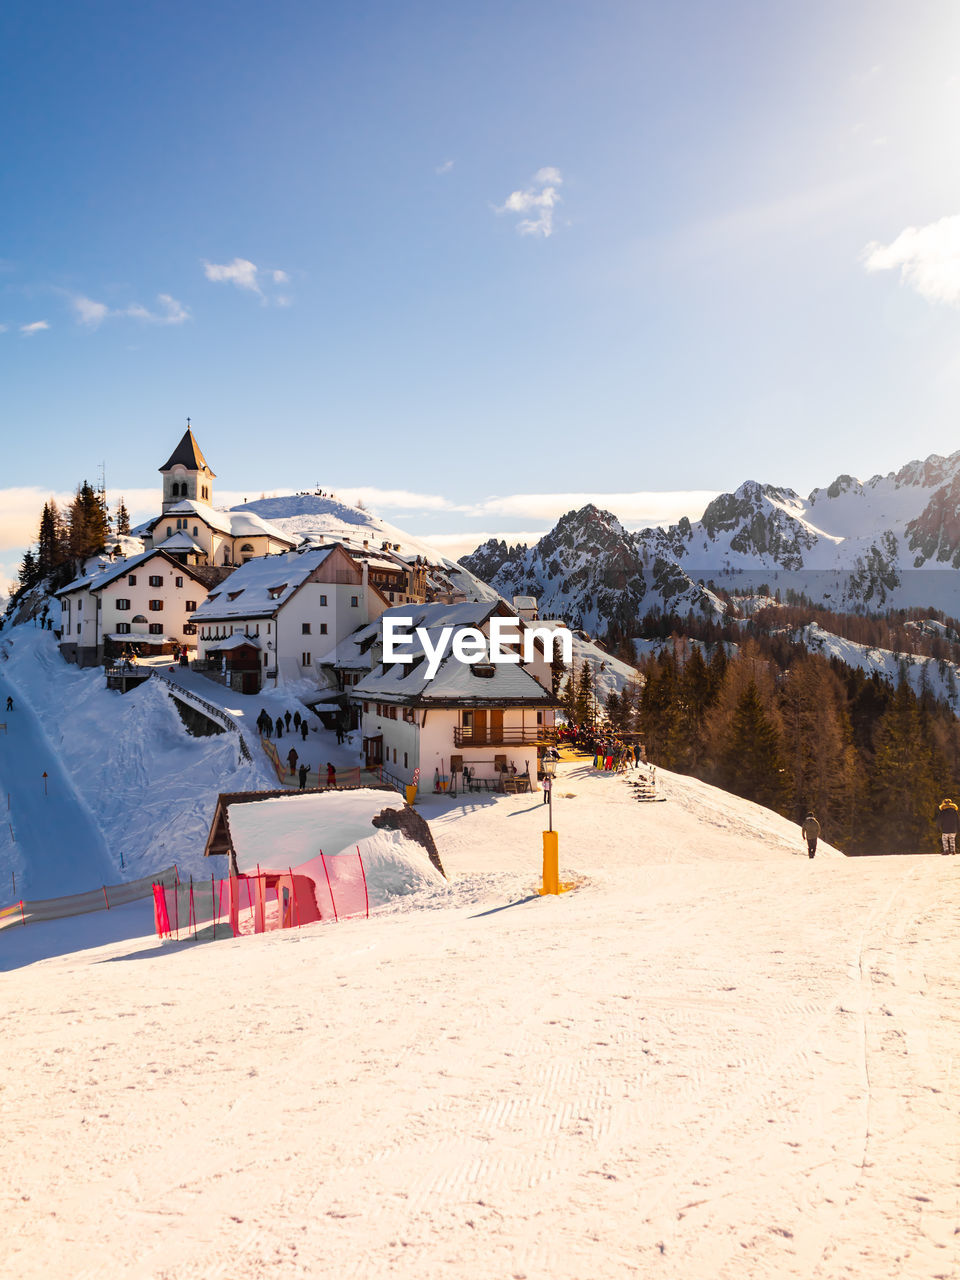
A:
717,679,788,810
68,480,110,563
115,497,131,536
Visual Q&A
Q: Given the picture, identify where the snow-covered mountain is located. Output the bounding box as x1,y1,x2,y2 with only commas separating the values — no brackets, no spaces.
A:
463,450,960,633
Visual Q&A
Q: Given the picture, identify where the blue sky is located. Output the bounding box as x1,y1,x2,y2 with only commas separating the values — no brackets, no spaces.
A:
3,0,960,584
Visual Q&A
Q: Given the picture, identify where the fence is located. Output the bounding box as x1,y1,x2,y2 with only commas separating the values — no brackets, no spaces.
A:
152,851,369,941
260,737,399,794
151,671,253,762
0,865,179,930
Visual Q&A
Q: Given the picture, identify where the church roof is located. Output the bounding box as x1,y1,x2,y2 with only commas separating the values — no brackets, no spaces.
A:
159,427,216,477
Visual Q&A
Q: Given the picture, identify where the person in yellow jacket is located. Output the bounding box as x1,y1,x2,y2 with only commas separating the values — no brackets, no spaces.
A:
801,813,821,859
937,798,958,855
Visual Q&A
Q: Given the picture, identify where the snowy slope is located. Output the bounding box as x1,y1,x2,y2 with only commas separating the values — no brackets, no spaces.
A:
0,763,956,1279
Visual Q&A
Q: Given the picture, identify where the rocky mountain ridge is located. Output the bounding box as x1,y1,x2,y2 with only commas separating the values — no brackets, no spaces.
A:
462,450,960,634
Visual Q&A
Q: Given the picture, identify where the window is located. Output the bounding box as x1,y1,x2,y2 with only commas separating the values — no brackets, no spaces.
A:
301,622,311,634
201,486,208,500
175,576,183,588
403,707,415,723
363,702,369,713
116,622,131,635
404,752,408,769
351,595,359,607
77,600,82,611
319,594,327,606
182,623,196,635
193,526,199,536
301,652,312,667
132,614,147,624
319,622,328,635
116,598,130,611
127,574,137,586
149,623,164,635
393,748,397,764
149,575,163,587
149,600,163,611
185,600,197,612
167,527,172,537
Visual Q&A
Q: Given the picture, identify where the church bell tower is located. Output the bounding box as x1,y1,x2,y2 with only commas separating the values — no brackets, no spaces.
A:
159,421,216,512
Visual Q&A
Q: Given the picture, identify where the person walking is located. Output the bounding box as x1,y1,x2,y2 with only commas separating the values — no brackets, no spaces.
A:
287,746,299,777
937,798,959,855
801,812,821,859
284,710,292,731
293,710,302,730
298,762,309,790
300,718,308,742
326,762,337,787
275,716,284,739
5,696,12,712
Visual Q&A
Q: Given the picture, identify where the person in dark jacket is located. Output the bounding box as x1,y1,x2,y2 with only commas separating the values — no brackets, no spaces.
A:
801,813,820,858
275,716,283,739
300,718,308,741
293,710,302,730
284,710,292,731
287,746,299,776
937,798,958,854
298,762,309,790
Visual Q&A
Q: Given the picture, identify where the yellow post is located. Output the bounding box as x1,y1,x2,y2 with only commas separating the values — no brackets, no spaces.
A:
541,830,559,895
405,784,417,806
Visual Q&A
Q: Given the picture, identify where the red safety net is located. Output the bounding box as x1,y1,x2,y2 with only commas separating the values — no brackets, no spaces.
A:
152,849,369,942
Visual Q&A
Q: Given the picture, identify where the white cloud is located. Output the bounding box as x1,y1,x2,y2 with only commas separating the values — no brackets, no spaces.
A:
203,259,291,304
203,258,262,293
71,292,189,327
495,168,563,237
0,324,7,334
20,320,49,334
863,214,960,306
461,490,719,527
436,159,454,175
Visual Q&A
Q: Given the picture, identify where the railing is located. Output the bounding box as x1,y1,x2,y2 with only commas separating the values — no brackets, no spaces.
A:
453,726,555,748
151,670,253,761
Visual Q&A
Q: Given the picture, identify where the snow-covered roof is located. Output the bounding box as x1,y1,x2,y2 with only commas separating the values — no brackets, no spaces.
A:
58,548,199,597
149,500,296,545
208,632,262,651
351,601,554,705
104,632,176,644
155,531,205,553
191,545,336,621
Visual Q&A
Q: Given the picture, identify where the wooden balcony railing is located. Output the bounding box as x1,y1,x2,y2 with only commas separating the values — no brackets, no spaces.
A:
453,726,555,748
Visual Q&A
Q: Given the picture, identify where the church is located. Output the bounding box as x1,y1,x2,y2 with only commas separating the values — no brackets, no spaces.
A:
138,426,296,567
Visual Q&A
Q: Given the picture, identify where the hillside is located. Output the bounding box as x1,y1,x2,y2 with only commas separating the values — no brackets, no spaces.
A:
2,761,957,1279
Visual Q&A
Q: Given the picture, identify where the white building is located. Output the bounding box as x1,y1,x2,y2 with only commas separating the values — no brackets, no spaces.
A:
191,543,389,692
57,549,210,667
349,601,562,789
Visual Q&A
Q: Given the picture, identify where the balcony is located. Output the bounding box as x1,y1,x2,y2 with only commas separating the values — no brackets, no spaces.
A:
453,725,556,748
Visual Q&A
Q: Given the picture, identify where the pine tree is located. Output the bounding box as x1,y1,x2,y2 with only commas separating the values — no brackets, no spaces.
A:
574,660,594,726
115,497,131,536
68,480,110,563
868,678,940,853
717,680,788,811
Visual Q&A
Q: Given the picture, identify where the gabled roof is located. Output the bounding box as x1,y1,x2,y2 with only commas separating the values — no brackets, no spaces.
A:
56,548,209,597
147,500,296,545
191,545,337,621
159,428,215,476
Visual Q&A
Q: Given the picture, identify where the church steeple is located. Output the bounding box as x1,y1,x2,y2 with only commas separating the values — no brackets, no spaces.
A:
159,420,216,511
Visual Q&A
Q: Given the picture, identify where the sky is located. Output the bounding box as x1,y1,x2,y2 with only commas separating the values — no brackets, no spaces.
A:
3,0,960,588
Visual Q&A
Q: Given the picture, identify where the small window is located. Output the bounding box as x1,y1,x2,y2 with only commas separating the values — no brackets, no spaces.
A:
319,622,328,635
302,622,311,634
77,600,82,611
363,702,369,713
193,526,199,536
227,590,244,601
149,600,163,611
404,752,408,769
319,594,327,606
132,614,147,624
127,574,137,586
185,600,197,612
149,575,163,588
116,598,130,611
175,576,183,588
351,596,359,607
166,527,172,538
116,622,131,635
301,652,312,667
149,623,164,635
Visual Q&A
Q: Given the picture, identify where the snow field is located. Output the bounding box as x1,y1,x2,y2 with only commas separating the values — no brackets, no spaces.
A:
1,761,958,1278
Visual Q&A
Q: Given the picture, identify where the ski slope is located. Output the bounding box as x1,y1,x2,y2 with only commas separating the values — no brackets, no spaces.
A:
1,760,957,1279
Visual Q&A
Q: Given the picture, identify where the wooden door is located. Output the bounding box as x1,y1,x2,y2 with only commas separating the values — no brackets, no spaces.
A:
473,709,487,745
489,709,503,743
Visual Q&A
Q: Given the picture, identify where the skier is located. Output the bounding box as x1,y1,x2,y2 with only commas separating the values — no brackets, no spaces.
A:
801,812,821,859
937,798,958,855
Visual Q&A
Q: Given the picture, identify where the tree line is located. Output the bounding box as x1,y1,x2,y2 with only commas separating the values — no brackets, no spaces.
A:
16,485,131,596
577,633,960,856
